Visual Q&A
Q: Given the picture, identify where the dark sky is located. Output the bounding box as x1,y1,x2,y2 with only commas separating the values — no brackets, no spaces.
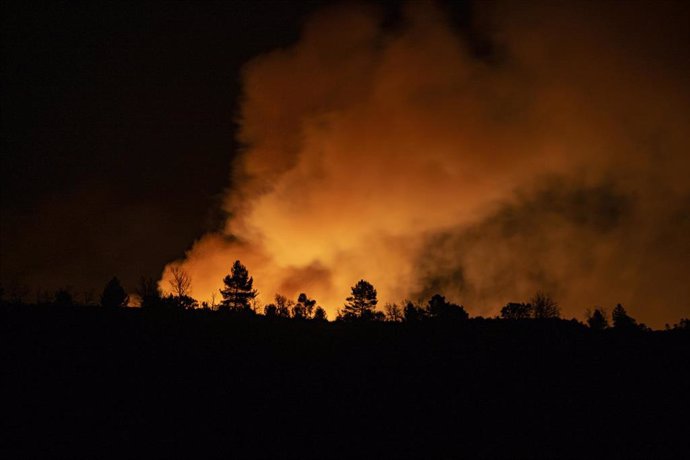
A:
1,1,335,295
2,0,482,297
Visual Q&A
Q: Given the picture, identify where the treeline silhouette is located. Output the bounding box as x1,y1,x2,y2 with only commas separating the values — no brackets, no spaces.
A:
2,260,689,459
4,260,687,331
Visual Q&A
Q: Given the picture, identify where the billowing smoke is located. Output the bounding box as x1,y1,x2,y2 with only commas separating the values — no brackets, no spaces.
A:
161,1,690,327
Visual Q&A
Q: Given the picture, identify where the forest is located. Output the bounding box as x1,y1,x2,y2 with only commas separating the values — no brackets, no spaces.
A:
2,260,689,459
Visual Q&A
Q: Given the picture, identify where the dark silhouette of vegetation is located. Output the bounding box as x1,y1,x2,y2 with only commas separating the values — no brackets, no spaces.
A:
264,292,323,320
668,318,690,330
263,302,278,318
403,300,427,321
499,292,559,320
3,296,688,460
293,292,316,319
386,296,468,322
427,294,469,320
168,266,192,298
168,294,199,310
274,294,292,318
384,302,404,322
530,291,560,319
500,302,533,320
136,276,162,309
2,266,690,460
612,303,646,331
586,307,609,330
313,306,327,321
100,277,128,308
3,260,689,459
219,260,257,312
338,279,382,321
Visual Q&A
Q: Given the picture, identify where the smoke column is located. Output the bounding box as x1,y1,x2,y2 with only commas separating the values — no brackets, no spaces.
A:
161,1,690,327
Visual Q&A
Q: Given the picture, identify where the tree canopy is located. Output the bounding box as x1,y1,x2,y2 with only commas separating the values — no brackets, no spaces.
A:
293,293,316,319
427,294,469,321
500,302,533,320
612,304,641,331
586,307,609,330
100,277,128,308
340,279,378,320
530,291,560,319
219,260,257,312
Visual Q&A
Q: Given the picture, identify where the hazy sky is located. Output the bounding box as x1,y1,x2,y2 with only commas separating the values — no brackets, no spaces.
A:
1,1,328,294
3,1,689,327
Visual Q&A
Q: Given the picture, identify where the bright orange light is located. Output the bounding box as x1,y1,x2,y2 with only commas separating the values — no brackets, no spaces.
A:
161,2,690,327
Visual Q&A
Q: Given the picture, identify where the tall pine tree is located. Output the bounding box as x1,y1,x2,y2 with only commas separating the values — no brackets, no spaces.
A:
340,279,378,320
219,260,257,311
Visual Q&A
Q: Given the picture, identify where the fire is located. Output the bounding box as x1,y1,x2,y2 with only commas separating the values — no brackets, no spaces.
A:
161,2,690,326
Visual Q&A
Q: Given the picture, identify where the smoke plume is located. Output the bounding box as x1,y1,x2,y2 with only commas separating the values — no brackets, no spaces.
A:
162,1,690,326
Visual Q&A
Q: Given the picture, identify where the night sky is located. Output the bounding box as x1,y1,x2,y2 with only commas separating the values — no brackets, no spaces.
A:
2,1,689,326
1,1,332,294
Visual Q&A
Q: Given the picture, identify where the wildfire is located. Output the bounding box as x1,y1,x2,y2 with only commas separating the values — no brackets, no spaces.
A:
161,1,690,325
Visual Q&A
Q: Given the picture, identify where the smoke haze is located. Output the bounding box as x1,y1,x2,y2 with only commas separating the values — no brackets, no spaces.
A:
162,1,690,327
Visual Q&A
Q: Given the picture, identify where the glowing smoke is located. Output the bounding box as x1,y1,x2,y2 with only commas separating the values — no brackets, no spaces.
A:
162,1,690,326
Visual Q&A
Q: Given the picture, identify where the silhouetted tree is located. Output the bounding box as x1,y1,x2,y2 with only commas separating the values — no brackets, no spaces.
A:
219,260,257,312
101,277,128,308
274,294,293,318
173,294,198,310
339,279,378,321
671,318,690,330
137,276,162,309
612,304,638,330
384,303,403,322
313,306,328,321
403,301,426,322
427,294,469,320
293,293,316,319
500,302,533,320
586,307,609,330
531,291,560,319
264,303,278,317
168,266,192,298
370,310,386,321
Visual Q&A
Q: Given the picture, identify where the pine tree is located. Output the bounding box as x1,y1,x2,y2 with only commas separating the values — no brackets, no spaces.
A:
101,277,129,308
586,307,609,330
313,306,328,321
612,303,638,330
340,279,378,320
219,260,257,311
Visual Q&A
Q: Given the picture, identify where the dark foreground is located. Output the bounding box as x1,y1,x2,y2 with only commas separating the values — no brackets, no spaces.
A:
2,305,689,459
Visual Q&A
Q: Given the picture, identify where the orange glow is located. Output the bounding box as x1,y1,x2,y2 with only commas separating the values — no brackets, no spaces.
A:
161,2,690,327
